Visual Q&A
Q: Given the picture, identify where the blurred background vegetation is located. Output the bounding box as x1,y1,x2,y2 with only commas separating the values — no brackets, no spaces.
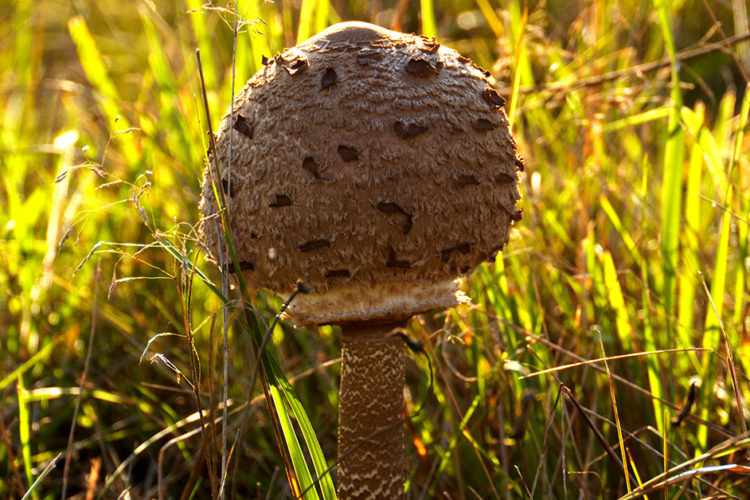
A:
1,0,749,498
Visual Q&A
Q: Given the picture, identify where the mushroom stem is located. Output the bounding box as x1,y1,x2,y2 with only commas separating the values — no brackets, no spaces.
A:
337,321,406,499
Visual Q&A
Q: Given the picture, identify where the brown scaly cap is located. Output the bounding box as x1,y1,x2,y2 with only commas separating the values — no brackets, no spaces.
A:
199,21,523,326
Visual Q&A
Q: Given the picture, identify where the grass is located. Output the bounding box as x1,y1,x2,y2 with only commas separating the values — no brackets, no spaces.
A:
1,0,750,498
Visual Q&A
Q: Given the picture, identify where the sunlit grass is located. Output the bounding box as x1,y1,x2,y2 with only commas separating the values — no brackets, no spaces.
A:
1,0,749,498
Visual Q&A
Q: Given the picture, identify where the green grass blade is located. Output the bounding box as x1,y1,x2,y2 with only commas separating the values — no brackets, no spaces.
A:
601,106,670,133
269,385,320,499
67,16,138,165
67,16,125,126
697,84,750,452
419,0,436,38
429,389,482,497
599,248,635,347
230,0,275,85
21,453,62,500
185,0,217,89
251,342,336,498
654,0,684,339
17,377,34,498
474,0,504,39
677,103,706,348
506,4,528,131
247,25,272,80
139,4,196,167
731,83,750,327
275,375,337,498
599,195,643,268
637,156,666,434
0,340,59,391
697,185,732,453
297,0,316,44
314,0,329,33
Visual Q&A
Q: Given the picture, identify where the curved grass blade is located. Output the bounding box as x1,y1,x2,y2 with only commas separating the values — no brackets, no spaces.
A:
21,453,62,500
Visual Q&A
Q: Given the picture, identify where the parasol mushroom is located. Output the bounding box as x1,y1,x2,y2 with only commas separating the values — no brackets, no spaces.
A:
199,21,522,499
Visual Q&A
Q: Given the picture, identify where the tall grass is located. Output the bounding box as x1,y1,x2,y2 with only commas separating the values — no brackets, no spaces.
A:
1,0,749,498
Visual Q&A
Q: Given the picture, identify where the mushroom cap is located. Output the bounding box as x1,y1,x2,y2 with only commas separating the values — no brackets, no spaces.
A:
199,21,522,326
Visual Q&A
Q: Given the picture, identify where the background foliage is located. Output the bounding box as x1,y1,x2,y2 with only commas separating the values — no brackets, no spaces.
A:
2,0,749,498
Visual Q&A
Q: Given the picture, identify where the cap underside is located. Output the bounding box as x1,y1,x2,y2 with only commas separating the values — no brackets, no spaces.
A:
282,278,469,326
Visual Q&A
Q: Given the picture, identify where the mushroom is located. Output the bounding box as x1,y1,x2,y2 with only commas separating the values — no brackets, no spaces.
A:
199,21,522,498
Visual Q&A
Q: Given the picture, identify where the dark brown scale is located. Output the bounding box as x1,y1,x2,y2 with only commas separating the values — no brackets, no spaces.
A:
387,249,411,269
441,242,472,262
447,121,464,133
289,59,307,74
400,218,413,234
495,173,515,184
338,145,358,162
456,242,472,254
278,55,307,75
455,174,480,187
375,201,408,214
224,260,254,273
393,121,428,139
302,156,320,178
261,55,269,65
299,239,330,252
483,87,506,107
321,67,337,89
515,157,525,171
356,51,382,65
325,269,351,278
474,118,496,131
387,259,412,269
269,194,292,207
221,177,240,197
375,202,413,234
232,114,253,139
405,58,434,75
502,206,523,222
419,39,440,53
